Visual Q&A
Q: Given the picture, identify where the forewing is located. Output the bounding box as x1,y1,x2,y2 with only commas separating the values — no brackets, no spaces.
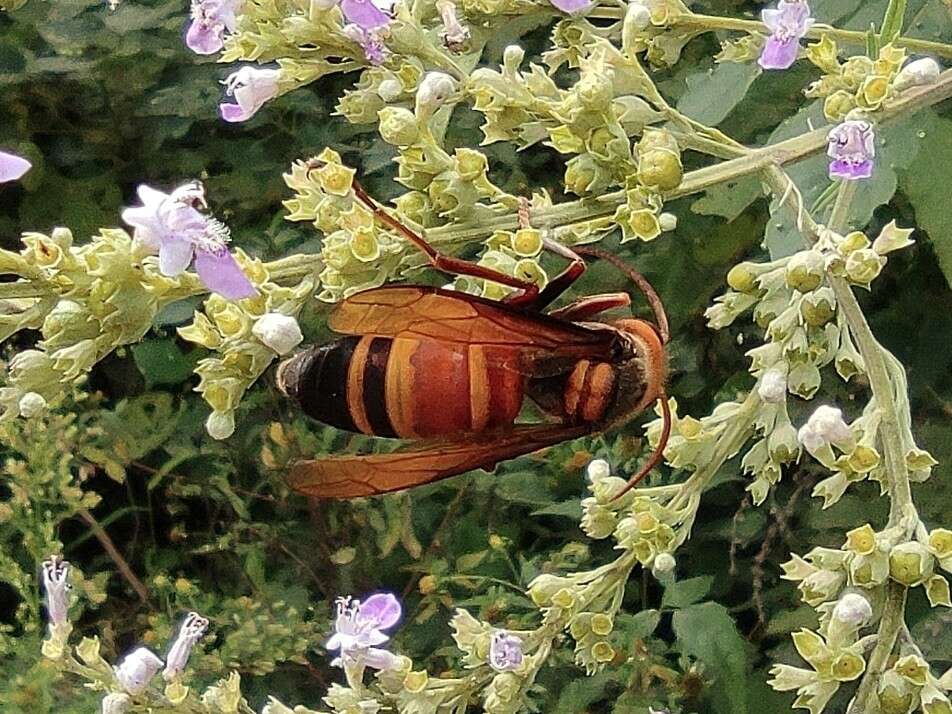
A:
329,286,615,355
287,424,589,498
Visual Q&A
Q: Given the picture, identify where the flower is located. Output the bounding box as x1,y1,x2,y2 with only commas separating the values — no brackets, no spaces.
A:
436,0,469,50
827,120,875,181
18,392,47,418
340,0,391,29
326,593,403,670
121,182,256,299
415,71,457,119
894,57,941,91
832,592,872,626
758,0,814,70
114,647,164,695
586,458,611,482
549,0,592,15
206,411,236,440
252,313,303,355
219,66,281,123
488,631,524,671
341,24,390,65
163,612,209,680
757,369,787,403
41,556,71,626
185,0,240,55
0,150,31,183
101,693,132,714
798,405,851,452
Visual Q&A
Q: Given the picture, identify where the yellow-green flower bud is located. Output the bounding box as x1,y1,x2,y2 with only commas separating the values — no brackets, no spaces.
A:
922,683,952,714
626,208,661,242
791,629,827,665
548,126,585,154
393,191,430,226
768,422,799,462
845,524,877,556
726,263,759,294
590,614,613,636
403,670,429,693
581,499,617,539
591,641,614,663
850,552,889,588
823,90,856,122
785,250,825,292
926,574,952,608
377,107,419,146
838,230,870,255
514,259,547,287
455,148,488,182
315,161,355,197
51,340,98,380
878,671,916,714
872,220,915,255
622,2,651,55
41,300,99,349
527,574,566,606
551,587,577,610
831,651,866,682
859,75,890,108
564,154,600,195
800,288,836,327
907,447,939,473
511,228,543,257
847,445,881,473
502,44,524,75
928,529,952,559
639,127,679,153
894,654,930,687
206,410,236,440
845,248,885,286
889,541,935,586
349,229,381,263
638,148,682,191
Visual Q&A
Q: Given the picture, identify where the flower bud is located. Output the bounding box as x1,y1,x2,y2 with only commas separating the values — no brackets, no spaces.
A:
376,78,403,102
726,263,759,293
823,90,856,122
527,574,570,606
18,392,47,418
454,148,488,181
551,587,577,609
889,541,935,586
403,670,429,693
581,499,617,539
206,410,236,440
847,445,881,473
800,288,836,327
757,369,787,403
586,458,611,482
637,149,682,191
831,651,866,682
377,107,420,146
832,592,873,626
845,248,885,286
415,72,456,120
859,75,890,108
101,693,132,714
652,552,675,577
928,528,952,559
894,57,941,91
502,45,524,75
625,208,661,242
878,670,916,714
872,220,915,255
564,154,600,195
838,230,870,255
785,250,825,292
488,631,523,671
894,654,930,686
845,524,877,556
114,647,164,695
252,313,303,356
9,350,57,393
926,575,952,608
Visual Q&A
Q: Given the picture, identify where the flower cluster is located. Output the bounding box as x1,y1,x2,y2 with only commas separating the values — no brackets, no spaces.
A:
805,42,910,121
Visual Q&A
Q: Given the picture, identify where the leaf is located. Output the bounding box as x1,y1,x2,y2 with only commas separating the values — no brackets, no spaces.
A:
552,671,615,713
691,175,762,221
673,602,750,714
618,608,661,639
661,575,714,609
132,338,196,387
677,62,762,127
530,500,583,519
900,111,952,287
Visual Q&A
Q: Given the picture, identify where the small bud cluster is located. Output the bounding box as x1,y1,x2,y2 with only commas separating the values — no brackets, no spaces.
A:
804,41,908,121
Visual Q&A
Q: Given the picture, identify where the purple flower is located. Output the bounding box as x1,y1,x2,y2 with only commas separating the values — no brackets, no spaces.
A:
340,0,391,28
342,24,390,65
549,0,592,14
827,120,875,180
163,612,209,680
488,631,524,671
186,0,240,55
0,150,31,183
759,0,814,70
326,593,402,670
122,182,256,299
219,66,281,123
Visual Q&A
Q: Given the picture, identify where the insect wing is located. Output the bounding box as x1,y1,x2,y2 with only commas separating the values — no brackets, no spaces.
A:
287,423,589,498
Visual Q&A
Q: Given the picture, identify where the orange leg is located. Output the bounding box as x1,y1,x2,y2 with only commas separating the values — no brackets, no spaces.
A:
349,178,540,302
547,292,631,321
611,391,672,501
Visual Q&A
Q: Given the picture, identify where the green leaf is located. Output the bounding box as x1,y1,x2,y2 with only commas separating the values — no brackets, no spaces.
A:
677,62,762,127
673,602,750,714
879,0,908,43
900,111,952,287
662,575,714,609
618,608,661,639
691,175,762,221
132,338,196,387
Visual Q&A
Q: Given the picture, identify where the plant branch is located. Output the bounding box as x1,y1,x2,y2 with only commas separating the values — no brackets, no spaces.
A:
77,508,151,604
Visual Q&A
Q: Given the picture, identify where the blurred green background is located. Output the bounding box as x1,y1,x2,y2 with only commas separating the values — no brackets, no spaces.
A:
1,0,952,711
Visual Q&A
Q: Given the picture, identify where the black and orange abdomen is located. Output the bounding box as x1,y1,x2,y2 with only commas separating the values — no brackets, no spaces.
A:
277,335,525,439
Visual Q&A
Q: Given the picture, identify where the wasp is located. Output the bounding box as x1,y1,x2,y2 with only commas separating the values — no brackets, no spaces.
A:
276,176,672,499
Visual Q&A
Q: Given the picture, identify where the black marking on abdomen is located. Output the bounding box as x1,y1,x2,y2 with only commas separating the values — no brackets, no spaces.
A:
300,336,359,433
363,337,397,438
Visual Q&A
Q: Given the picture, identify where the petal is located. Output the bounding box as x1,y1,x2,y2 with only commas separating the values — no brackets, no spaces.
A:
829,159,873,181
549,0,592,13
186,21,225,55
325,633,344,651
340,0,390,29
758,36,800,70
761,7,782,31
363,647,401,671
194,248,257,299
358,630,390,647
159,236,195,276
0,151,31,183
220,102,254,122
360,593,401,629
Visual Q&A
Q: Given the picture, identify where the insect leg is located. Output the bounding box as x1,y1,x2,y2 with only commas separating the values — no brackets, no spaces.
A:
547,292,631,321
350,179,539,300
506,237,588,310
610,392,672,501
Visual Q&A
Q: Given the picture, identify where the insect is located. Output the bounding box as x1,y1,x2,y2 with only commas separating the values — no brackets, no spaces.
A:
277,175,672,500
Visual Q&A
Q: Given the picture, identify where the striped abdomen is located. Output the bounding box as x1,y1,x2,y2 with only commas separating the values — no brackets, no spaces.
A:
278,335,525,439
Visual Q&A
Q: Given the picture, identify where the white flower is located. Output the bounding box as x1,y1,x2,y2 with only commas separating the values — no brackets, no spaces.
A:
757,369,787,403
252,313,303,355
101,693,132,714
219,66,281,123
114,647,164,694
163,612,209,680
652,553,676,576
18,391,48,418
41,556,71,627
894,57,941,91
414,72,456,120
206,411,236,440
832,592,872,626
798,405,851,451
586,458,611,482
